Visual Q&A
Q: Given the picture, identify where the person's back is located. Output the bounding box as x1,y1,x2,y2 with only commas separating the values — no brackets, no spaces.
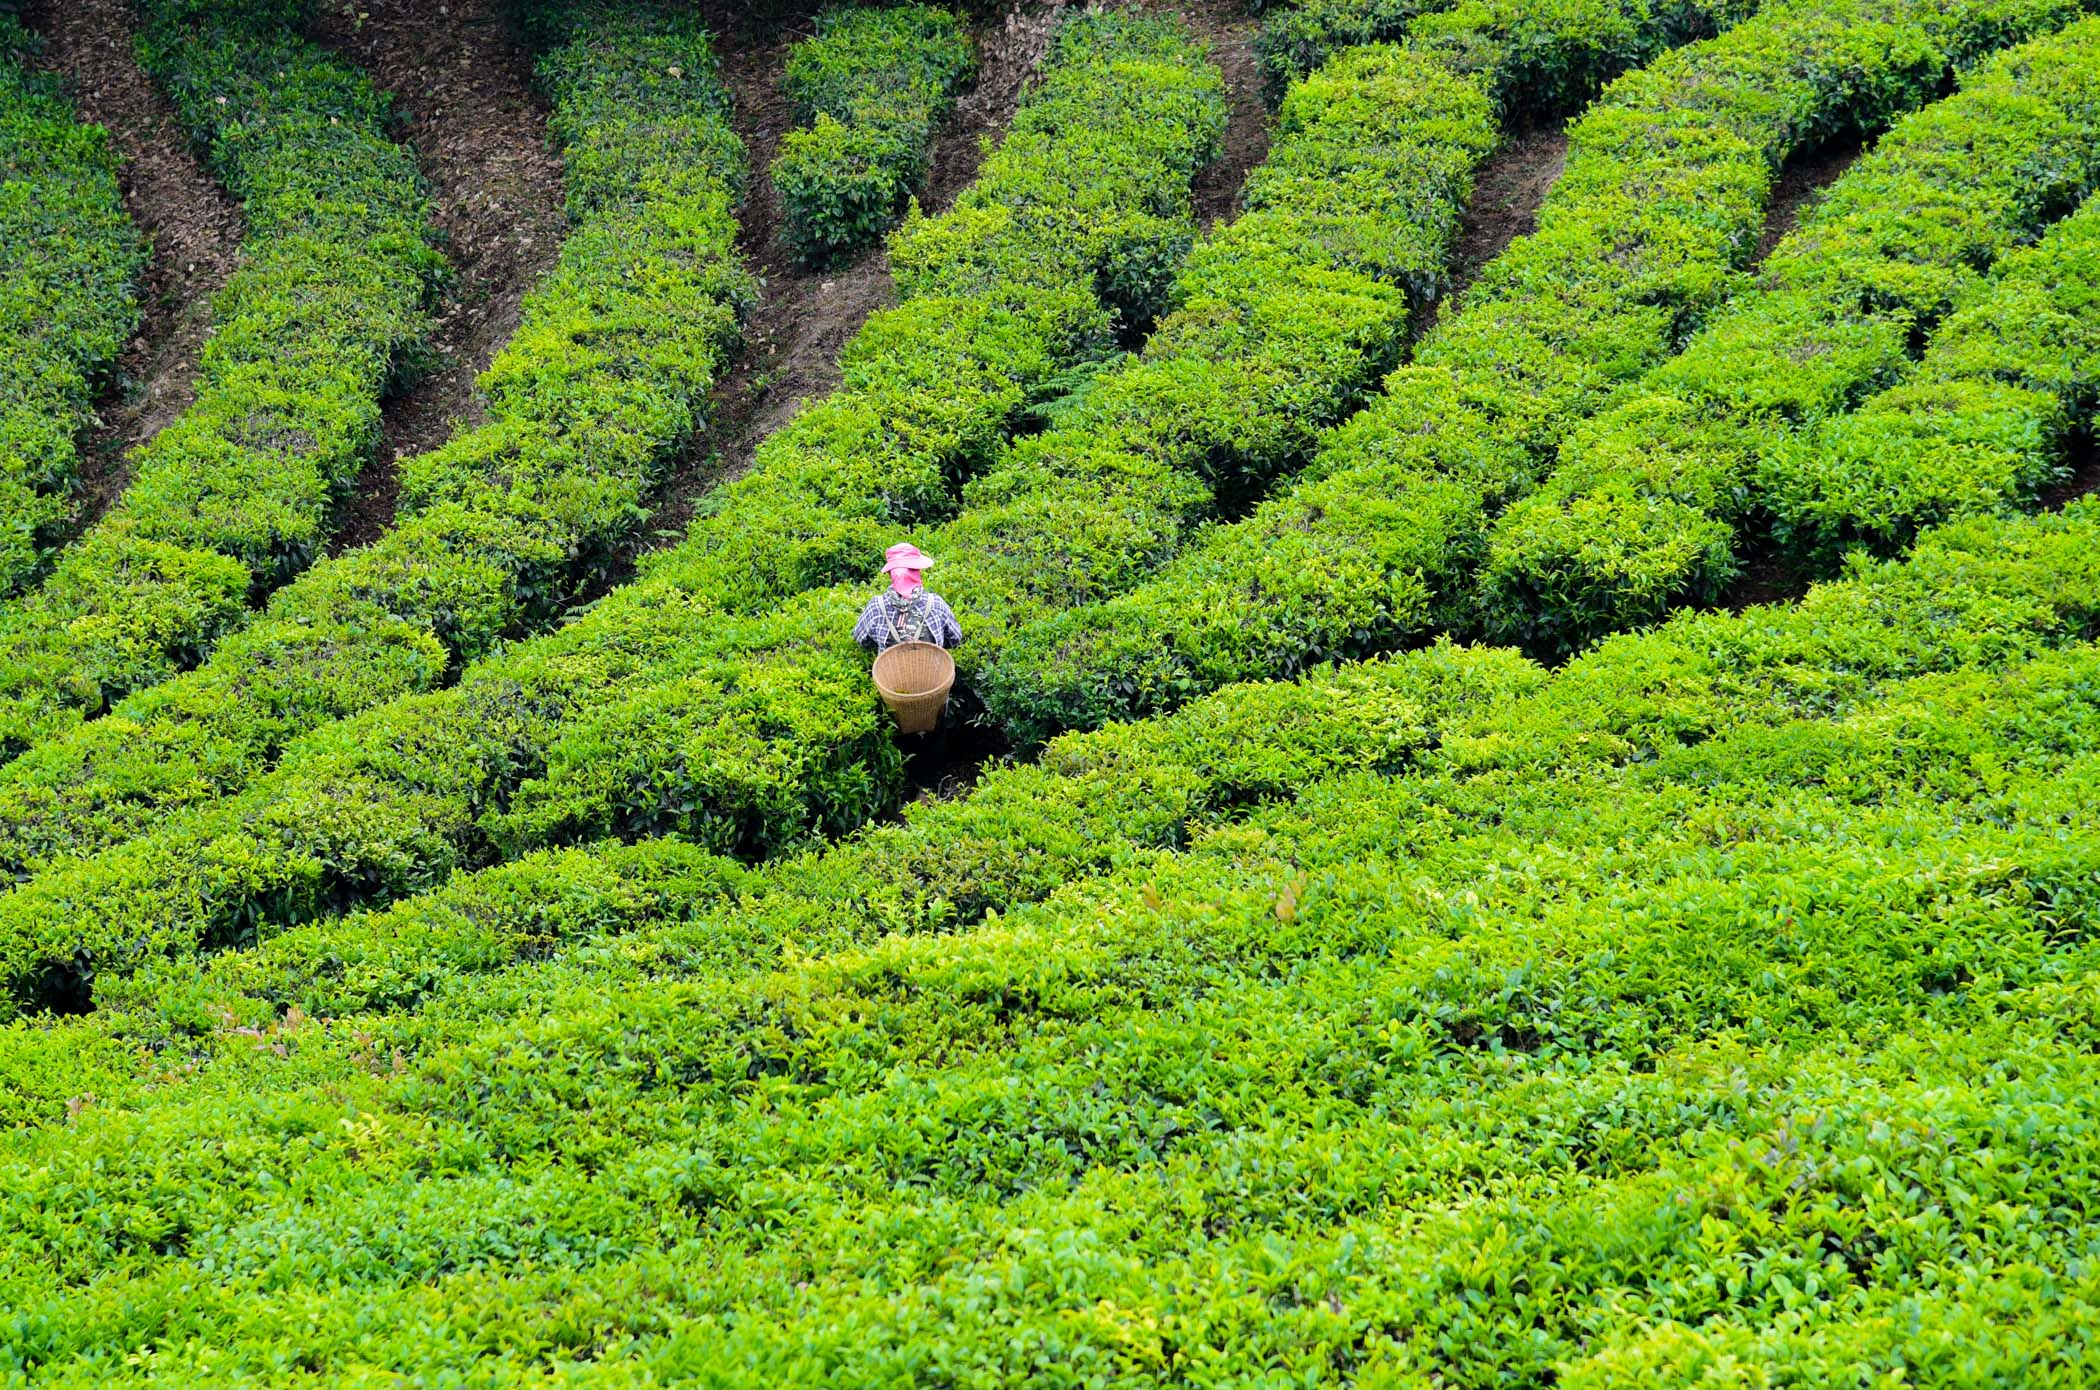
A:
854,542,962,653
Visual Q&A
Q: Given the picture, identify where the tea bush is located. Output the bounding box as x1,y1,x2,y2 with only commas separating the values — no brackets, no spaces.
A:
1759,194,2100,558
989,0,2100,738
1479,23,2100,653
0,9,1226,1004
0,0,439,755
1,500,2095,1380
0,21,144,596
771,4,975,265
0,0,760,874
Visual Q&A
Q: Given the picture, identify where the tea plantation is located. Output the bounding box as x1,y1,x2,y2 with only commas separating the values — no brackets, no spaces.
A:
0,0,2096,1382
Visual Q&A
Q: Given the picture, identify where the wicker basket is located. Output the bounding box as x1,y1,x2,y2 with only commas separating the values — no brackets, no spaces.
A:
871,641,955,734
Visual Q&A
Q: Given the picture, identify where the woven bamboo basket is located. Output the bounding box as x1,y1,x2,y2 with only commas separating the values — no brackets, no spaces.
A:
871,641,955,734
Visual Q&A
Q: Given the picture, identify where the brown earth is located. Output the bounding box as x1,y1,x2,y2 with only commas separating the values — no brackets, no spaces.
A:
1426,122,1570,335
1181,2,1269,229
23,0,244,532
311,0,569,554
1720,135,1874,613
1754,131,1865,263
608,0,1277,586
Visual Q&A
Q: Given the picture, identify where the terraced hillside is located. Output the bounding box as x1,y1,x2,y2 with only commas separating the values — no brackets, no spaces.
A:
2,0,2098,1383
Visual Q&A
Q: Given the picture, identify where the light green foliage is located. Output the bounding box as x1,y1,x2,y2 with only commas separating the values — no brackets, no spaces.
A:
772,4,975,265
0,0,438,755
1,500,2097,1381
992,0,2099,734
0,21,144,597
1759,194,2100,557
0,0,757,876
0,9,1227,1008
1480,18,2100,653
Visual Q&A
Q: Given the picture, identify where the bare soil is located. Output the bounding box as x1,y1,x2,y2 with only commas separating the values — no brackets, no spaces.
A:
1427,122,1569,333
310,0,569,554
1754,131,1865,263
1722,535,1809,613
1180,2,1269,229
24,0,244,530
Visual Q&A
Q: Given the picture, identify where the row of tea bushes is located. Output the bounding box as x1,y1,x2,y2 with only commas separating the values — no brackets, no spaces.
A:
7,485,2094,1123
1479,27,2100,653
412,0,1783,869
1,500,2094,1378
0,0,762,878
0,0,439,757
0,21,144,597
771,4,976,265
0,10,1229,1008
1760,194,2100,558
984,0,2100,741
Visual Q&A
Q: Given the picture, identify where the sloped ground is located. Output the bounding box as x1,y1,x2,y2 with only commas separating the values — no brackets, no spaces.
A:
311,0,568,552
23,0,242,532
616,0,1277,577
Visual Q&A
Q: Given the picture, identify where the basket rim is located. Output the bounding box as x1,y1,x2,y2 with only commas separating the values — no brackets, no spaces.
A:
872,641,955,700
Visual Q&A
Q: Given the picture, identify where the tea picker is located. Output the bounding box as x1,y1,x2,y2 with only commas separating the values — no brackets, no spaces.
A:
856,542,961,735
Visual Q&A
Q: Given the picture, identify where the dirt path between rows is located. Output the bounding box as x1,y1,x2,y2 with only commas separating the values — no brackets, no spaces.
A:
1754,131,1863,263
598,0,1275,593
1183,2,1269,229
1415,122,1569,340
590,0,1065,586
311,0,568,554
24,0,243,532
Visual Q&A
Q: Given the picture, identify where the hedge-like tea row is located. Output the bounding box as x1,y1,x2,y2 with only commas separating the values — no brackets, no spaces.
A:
1478,30,2100,653
0,0,763,877
0,641,1540,1124
985,0,2100,744
1759,194,2100,559
0,22,144,597
2,501,2095,1378
0,0,439,756
0,11,1226,1007
432,0,1789,872
771,4,975,266
10,490,2095,1116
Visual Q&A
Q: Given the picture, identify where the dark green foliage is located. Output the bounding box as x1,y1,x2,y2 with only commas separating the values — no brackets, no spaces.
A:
1479,19,2100,654
989,0,2100,737
772,5,975,265
0,20,145,597
1253,0,1759,105
0,10,1226,1003
0,0,439,757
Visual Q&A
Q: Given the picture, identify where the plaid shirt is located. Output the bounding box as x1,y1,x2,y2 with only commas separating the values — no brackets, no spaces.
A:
854,590,964,652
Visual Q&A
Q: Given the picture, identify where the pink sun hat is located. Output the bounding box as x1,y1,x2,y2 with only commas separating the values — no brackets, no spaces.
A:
881,542,934,574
